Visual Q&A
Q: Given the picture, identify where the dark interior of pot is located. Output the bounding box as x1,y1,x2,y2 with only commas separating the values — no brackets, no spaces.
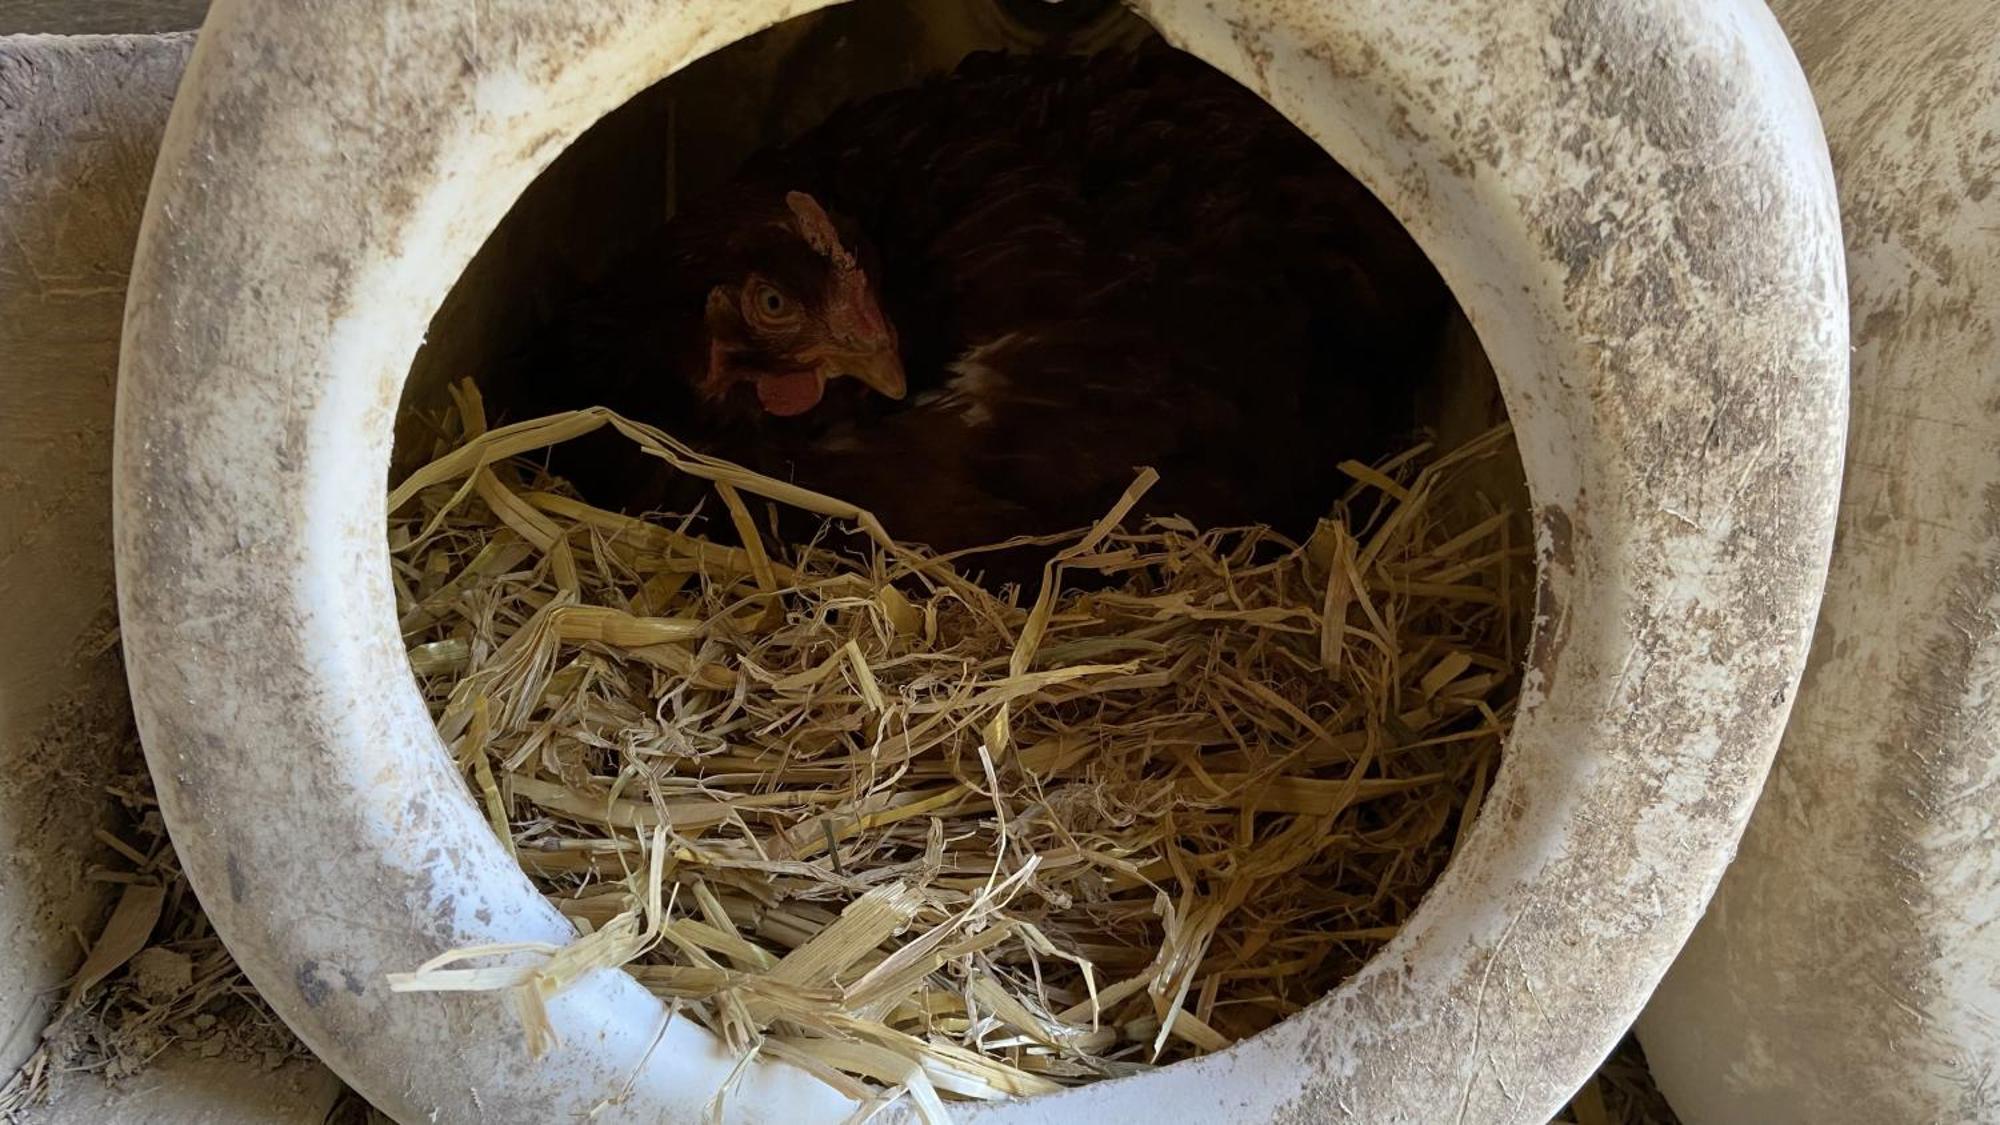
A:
394,0,1517,516
386,0,1533,1094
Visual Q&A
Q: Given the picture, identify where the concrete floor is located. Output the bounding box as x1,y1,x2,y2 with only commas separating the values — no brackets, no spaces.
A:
26,1053,344,1125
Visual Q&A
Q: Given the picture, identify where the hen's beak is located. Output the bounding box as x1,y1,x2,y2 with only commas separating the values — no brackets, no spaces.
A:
818,343,907,401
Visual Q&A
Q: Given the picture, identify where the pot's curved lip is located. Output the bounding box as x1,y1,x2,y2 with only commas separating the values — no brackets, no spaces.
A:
1640,2,2000,1120
113,1,1846,1121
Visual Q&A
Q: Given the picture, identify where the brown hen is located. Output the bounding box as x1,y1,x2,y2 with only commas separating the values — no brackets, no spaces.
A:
520,43,1453,584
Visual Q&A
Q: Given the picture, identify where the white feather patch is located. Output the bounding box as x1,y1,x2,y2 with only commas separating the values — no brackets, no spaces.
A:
936,335,1026,428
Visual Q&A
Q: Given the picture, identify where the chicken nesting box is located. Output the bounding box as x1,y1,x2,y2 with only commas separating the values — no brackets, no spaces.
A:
114,1,1847,1121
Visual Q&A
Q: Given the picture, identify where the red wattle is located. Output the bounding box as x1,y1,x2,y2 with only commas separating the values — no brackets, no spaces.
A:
755,370,826,416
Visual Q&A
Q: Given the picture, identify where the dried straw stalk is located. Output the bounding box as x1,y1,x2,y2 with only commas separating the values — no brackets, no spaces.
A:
386,381,1522,1114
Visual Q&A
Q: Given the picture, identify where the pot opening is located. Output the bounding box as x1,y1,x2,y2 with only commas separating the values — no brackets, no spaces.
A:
386,0,1530,1101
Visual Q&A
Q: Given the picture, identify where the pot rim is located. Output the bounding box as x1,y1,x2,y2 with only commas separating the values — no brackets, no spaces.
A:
114,1,1846,1120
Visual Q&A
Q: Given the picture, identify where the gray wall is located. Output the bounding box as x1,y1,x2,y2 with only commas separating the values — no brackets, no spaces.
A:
0,1,208,34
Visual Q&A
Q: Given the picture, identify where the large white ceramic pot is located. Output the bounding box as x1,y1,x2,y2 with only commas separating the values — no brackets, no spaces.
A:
113,2,1847,1121
1639,2,2000,1121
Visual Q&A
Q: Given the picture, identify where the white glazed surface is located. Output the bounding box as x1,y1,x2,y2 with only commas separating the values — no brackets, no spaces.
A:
113,2,1846,1121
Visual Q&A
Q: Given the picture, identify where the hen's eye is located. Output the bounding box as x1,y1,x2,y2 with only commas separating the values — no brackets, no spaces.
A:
743,277,801,331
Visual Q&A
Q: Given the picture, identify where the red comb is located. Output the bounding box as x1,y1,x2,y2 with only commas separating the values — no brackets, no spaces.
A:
785,191,857,271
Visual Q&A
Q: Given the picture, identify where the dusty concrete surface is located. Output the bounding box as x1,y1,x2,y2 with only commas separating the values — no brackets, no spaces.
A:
0,3,209,36
1640,2,2000,1122
23,1052,341,1125
0,30,189,1080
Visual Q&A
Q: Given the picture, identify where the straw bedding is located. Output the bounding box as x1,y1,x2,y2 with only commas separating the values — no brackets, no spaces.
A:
383,381,1523,1112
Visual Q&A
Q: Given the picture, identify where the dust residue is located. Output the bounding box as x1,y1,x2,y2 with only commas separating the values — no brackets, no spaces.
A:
0,664,308,1114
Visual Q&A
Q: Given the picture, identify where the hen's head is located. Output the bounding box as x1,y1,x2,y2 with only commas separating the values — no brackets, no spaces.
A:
690,191,905,419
